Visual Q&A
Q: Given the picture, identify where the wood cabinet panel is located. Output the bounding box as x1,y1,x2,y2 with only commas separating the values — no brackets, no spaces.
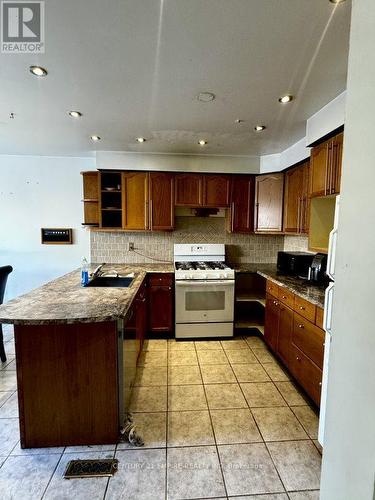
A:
203,174,230,207
122,172,149,230
316,307,324,329
264,294,279,351
255,173,284,232
292,313,325,369
81,172,99,225
266,279,279,298
310,142,329,197
277,302,293,366
331,132,343,195
284,162,309,234
229,175,255,233
294,295,316,323
148,273,174,333
278,287,295,309
149,173,174,230
175,174,203,206
289,343,322,406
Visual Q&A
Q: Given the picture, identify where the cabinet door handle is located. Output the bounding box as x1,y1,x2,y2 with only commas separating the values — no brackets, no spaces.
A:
231,201,235,232
282,295,287,299
149,199,153,229
298,324,304,329
255,202,259,231
299,306,305,310
324,143,330,195
296,356,301,361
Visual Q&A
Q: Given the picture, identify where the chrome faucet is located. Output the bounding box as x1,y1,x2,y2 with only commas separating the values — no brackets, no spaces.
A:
91,263,106,279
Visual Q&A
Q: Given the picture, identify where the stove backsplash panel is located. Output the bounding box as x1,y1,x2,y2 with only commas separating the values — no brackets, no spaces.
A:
90,217,308,264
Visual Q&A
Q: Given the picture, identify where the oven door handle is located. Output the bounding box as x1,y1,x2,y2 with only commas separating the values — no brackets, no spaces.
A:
175,280,235,286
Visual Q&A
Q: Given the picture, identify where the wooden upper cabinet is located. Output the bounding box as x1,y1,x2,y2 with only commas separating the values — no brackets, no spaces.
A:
81,171,99,226
149,172,174,231
254,173,284,232
264,294,280,351
122,172,149,230
203,174,231,207
310,131,343,198
175,174,203,206
283,161,309,234
229,175,255,233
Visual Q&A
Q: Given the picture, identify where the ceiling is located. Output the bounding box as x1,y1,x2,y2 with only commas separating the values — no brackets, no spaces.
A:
0,0,351,157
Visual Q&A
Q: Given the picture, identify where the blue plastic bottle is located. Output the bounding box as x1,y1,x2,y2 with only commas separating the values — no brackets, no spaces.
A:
81,257,89,286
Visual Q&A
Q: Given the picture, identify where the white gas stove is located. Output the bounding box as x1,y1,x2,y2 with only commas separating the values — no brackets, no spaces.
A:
174,244,235,338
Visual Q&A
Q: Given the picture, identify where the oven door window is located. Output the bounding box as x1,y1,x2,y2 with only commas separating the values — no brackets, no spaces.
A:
185,290,225,311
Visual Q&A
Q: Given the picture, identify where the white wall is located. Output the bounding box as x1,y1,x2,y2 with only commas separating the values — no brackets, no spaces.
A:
260,137,310,173
0,155,92,300
96,151,260,173
320,1,375,499
306,91,346,146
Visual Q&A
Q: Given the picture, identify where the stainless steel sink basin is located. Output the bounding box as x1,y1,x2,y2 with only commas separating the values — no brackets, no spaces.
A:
85,276,134,288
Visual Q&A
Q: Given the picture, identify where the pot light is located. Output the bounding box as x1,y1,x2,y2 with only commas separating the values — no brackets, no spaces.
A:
254,125,266,132
279,95,293,103
198,140,207,146
235,119,245,124
197,92,215,102
329,0,346,3
29,65,48,77
90,135,101,142
68,111,82,118
136,137,146,143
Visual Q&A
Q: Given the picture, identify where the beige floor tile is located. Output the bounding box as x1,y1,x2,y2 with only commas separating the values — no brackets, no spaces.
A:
0,371,17,392
262,362,291,382
168,410,214,447
288,491,320,500
313,440,323,455
0,391,14,407
195,340,223,350
221,339,248,350
211,408,262,444
252,407,308,441
291,406,319,439
168,340,195,351
218,443,284,496
0,392,18,418
205,383,247,409
267,440,321,491
168,384,207,411
197,349,229,365
226,349,258,364
129,386,167,412
167,446,226,500
252,348,277,363
168,350,198,366
168,365,202,385
245,336,269,349
232,363,271,383
0,356,16,371
142,339,167,351
134,366,167,386
275,381,308,405
108,449,166,500
241,382,287,408
230,494,288,499
137,350,168,367
200,364,236,384
0,418,20,455
117,412,167,449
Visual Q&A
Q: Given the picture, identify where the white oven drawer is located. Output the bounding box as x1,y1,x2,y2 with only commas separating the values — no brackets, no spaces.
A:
175,280,234,323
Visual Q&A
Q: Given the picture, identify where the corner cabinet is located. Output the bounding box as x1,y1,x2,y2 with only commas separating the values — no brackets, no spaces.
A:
283,161,309,234
228,175,255,233
310,132,343,198
254,173,284,232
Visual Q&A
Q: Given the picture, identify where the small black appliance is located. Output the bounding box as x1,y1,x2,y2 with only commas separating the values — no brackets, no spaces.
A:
308,253,328,283
277,251,315,277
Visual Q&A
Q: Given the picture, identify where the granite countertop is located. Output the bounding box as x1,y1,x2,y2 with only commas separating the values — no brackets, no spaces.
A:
233,263,326,308
0,263,174,326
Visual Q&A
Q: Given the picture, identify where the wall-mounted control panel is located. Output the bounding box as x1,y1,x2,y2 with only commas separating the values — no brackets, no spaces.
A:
41,228,73,245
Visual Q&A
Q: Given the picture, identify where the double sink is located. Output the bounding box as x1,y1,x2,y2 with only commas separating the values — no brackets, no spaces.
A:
86,276,134,288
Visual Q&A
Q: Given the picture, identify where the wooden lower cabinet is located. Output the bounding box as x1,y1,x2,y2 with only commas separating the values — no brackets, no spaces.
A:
264,279,324,407
148,274,174,334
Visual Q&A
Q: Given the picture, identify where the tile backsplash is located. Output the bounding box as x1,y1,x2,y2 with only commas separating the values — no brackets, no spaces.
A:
283,235,309,252
90,217,310,264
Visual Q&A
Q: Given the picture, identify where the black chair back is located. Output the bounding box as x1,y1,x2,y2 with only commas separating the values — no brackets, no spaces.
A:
0,266,13,305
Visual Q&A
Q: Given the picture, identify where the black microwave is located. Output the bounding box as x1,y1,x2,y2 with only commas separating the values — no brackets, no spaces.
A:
277,251,315,277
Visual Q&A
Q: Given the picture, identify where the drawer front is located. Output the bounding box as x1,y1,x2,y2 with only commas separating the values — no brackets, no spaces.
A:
316,307,324,329
290,343,322,407
266,279,279,298
149,273,174,287
294,295,316,323
278,287,295,308
292,313,324,369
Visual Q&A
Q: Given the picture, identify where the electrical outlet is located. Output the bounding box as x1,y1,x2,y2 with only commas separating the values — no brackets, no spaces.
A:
128,242,134,251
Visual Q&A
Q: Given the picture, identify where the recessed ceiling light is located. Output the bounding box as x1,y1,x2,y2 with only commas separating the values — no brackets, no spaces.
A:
278,94,294,103
254,125,266,132
197,92,215,102
29,65,48,77
136,137,146,143
90,135,101,142
235,119,245,124
68,111,82,118
329,0,346,3
198,140,207,146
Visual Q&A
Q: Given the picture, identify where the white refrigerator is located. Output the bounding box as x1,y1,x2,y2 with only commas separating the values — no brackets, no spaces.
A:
318,195,340,446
